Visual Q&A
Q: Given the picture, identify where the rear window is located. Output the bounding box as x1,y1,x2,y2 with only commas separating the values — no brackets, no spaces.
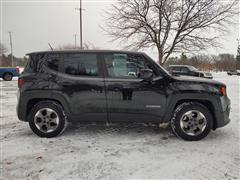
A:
24,53,48,73
23,54,39,73
61,53,98,76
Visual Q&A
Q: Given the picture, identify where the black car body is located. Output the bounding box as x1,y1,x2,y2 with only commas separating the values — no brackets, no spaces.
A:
17,50,230,140
167,65,213,79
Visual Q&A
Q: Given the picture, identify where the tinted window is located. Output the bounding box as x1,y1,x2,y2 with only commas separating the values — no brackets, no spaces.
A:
104,53,155,78
171,67,181,71
23,55,34,73
62,53,98,76
47,54,60,71
24,53,45,73
181,67,189,72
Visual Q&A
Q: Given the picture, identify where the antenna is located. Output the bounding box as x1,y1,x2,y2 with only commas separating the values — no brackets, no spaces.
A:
48,43,54,51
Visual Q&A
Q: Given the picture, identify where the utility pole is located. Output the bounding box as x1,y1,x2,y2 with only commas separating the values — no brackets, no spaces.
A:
236,38,240,69
75,0,83,49
8,31,13,67
74,34,77,49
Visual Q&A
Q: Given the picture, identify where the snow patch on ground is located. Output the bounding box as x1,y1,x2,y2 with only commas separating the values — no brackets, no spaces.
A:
0,73,239,179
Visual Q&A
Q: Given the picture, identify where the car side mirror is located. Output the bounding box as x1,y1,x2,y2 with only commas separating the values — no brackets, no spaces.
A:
138,69,153,80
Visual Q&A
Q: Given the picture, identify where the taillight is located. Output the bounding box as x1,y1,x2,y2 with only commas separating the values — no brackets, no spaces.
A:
219,86,227,96
18,78,23,88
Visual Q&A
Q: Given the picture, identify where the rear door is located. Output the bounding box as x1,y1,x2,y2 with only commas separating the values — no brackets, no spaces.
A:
50,52,107,122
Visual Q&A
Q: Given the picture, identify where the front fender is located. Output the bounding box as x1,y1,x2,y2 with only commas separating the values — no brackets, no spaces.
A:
162,93,221,123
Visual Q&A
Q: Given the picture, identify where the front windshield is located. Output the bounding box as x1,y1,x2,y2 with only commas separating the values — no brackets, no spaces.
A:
188,66,198,71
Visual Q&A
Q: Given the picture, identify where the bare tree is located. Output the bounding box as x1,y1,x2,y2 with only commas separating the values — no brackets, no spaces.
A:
105,0,238,65
0,42,8,55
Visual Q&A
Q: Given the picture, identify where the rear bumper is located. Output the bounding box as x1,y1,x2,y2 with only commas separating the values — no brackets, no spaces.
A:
16,90,28,122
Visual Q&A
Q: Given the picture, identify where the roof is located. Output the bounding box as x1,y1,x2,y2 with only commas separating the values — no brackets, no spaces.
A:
168,65,192,67
26,49,145,55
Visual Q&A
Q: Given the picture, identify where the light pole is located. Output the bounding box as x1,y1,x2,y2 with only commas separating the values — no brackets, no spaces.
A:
75,0,83,49
8,31,13,67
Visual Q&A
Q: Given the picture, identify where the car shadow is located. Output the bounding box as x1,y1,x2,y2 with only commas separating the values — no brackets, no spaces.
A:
64,122,174,140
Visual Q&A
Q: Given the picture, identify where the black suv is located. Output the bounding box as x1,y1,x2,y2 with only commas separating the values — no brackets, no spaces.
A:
17,50,230,141
167,65,213,79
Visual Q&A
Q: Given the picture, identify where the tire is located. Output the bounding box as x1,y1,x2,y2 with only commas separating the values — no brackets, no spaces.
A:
3,73,13,81
171,102,213,141
28,101,67,138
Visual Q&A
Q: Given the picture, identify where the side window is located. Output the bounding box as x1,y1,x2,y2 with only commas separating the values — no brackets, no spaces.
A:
23,55,34,73
173,67,181,72
47,54,60,71
181,67,189,72
104,53,155,78
62,53,98,76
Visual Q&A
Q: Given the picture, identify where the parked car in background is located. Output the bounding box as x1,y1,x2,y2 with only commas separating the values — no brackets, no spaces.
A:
167,65,213,79
227,70,240,76
0,67,20,81
17,50,230,141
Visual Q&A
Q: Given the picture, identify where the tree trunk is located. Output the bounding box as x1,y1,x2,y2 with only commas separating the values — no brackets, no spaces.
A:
157,48,164,66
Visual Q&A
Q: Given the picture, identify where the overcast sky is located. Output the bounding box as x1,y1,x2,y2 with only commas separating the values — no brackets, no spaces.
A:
1,0,240,60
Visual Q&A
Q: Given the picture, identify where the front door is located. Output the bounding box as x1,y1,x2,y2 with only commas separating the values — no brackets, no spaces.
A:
102,52,167,123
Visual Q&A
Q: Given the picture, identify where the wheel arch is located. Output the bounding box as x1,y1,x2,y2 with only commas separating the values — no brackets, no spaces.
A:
18,90,72,122
26,98,62,117
164,96,218,130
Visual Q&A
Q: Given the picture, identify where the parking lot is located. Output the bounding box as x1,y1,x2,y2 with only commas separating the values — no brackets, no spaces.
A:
1,73,239,179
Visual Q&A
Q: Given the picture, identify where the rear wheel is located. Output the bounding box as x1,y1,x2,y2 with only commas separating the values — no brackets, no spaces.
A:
3,73,13,81
28,101,67,138
171,102,213,141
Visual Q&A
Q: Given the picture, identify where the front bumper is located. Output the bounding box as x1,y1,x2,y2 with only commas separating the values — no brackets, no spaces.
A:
214,96,231,129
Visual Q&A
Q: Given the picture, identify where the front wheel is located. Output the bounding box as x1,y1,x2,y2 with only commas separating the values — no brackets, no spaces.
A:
171,102,213,141
28,101,67,138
